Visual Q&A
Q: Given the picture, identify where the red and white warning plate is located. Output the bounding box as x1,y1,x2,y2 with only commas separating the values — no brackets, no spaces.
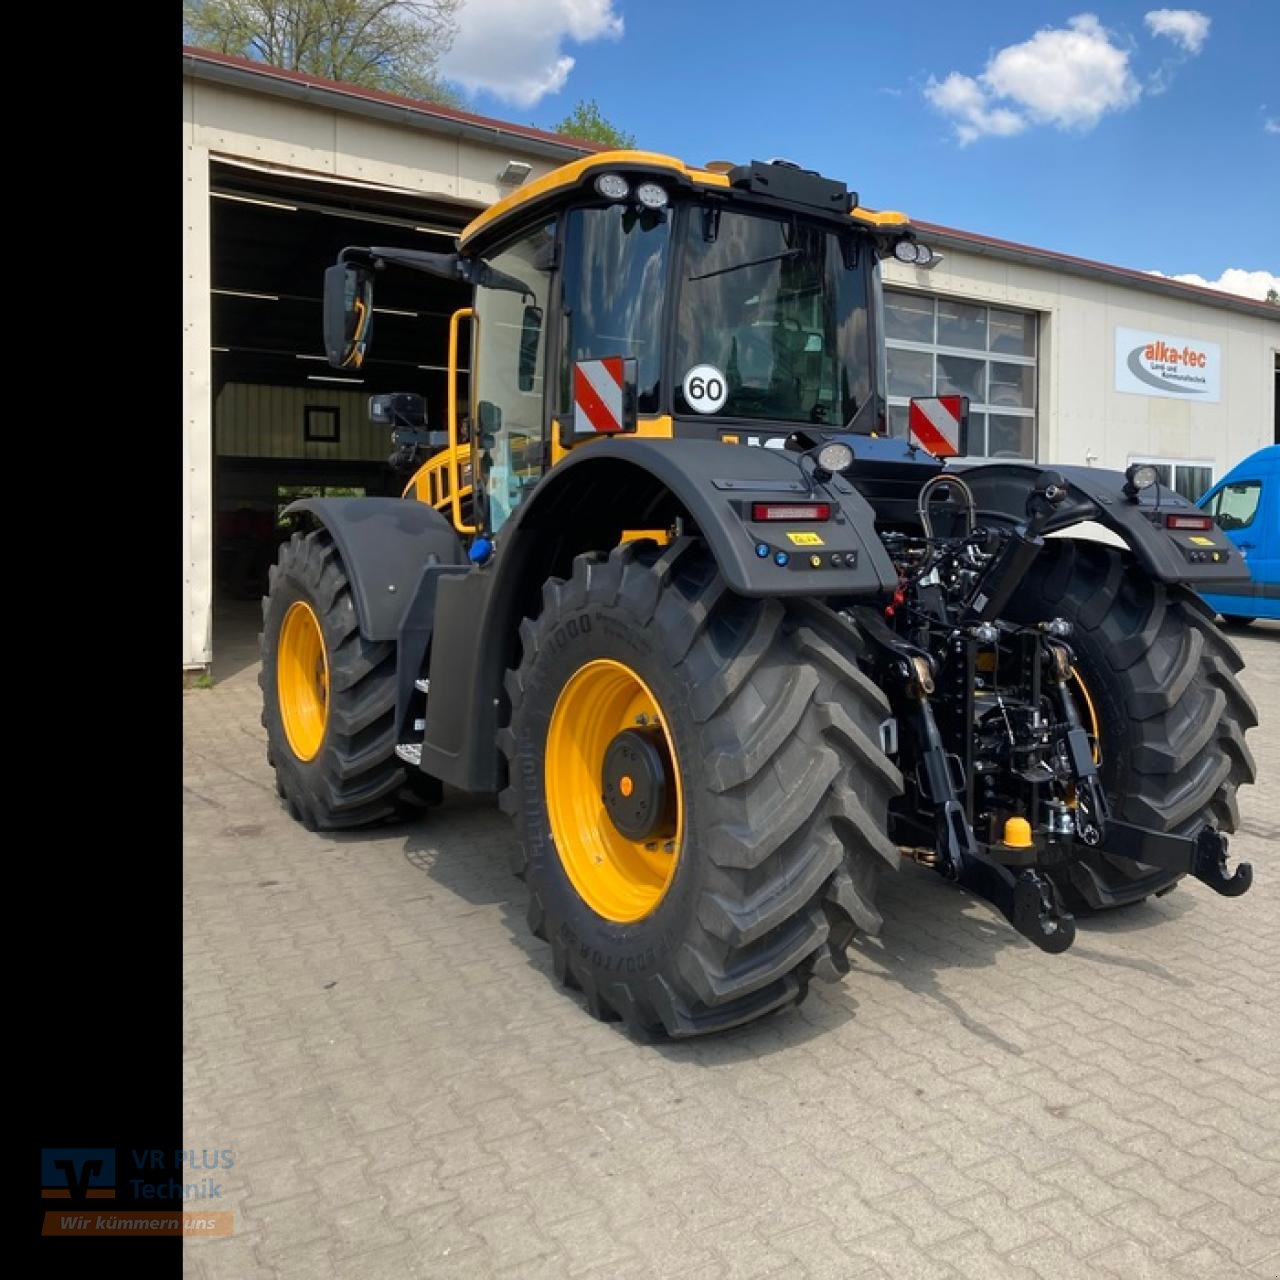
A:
573,357,626,435
908,395,967,458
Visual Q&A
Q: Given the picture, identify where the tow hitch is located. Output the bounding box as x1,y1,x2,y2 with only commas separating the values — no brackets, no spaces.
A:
900,819,1252,957
867,603,1253,959
1098,821,1253,898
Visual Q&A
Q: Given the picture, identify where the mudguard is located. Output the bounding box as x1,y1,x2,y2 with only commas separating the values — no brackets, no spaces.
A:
507,438,898,597
283,497,466,640
417,438,897,794
957,463,1251,587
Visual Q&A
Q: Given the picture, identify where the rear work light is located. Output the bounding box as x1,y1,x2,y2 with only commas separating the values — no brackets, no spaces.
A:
751,502,831,521
1165,513,1215,530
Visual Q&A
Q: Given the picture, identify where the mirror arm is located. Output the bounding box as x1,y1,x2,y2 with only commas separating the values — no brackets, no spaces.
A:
467,261,536,297
335,246,531,296
339,245,470,283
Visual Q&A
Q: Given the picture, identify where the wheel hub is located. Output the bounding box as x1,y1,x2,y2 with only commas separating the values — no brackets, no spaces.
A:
278,600,329,762
602,729,675,841
544,658,684,923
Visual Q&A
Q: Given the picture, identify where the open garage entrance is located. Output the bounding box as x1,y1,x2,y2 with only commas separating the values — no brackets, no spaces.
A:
208,161,473,673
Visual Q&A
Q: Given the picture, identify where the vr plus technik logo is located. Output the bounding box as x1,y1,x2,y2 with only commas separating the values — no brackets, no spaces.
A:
42,1149,115,1201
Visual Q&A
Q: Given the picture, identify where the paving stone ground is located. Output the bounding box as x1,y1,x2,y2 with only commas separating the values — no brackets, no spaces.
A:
184,607,1280,1279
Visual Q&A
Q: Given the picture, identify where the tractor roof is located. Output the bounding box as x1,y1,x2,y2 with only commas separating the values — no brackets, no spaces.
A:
457,150,910,252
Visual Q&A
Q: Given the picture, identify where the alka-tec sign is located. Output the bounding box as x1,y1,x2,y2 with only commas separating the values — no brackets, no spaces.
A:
1115,326,1221,403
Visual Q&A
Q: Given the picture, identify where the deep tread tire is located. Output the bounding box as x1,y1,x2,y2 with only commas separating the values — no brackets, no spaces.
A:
259,530,440,830
1009,541,1258,909
498,539,902,1038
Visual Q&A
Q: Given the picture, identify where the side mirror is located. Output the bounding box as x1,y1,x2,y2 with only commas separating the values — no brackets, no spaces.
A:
518,305,543,392
907,394,969,458
323,262,374,369
476,400,502,444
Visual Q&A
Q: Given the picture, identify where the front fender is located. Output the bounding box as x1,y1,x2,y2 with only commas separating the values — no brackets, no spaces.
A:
957,463,1250,586
504,438,898,597
283,497,465,640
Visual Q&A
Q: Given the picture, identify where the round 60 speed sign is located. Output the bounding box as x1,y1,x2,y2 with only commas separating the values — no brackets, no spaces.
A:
682,364,728,414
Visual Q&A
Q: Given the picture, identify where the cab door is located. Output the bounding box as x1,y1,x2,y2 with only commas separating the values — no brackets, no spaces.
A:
470,221,558,532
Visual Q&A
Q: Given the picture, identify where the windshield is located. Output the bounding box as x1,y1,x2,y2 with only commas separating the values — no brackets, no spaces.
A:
674,209,873,426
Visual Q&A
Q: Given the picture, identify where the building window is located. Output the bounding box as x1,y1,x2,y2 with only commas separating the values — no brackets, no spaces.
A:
303,405,340,443
1129,457,1215,503
884,290,1037,459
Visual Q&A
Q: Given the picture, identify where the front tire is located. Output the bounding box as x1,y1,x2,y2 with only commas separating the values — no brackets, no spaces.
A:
1010,542,1257,910
499,540,902,1038
259,529,439,830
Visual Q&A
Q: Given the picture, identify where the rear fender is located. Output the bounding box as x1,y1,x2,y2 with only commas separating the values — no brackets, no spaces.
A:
417,437,898,794
504,438,899,597
957,463,1250,586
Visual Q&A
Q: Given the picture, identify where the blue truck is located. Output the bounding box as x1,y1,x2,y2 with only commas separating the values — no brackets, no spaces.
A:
1197,444,1279,624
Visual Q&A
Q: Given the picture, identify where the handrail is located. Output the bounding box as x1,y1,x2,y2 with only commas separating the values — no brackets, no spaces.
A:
448,307,477,535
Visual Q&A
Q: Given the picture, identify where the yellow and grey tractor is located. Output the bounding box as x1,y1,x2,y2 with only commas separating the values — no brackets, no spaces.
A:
261,151,1257,1037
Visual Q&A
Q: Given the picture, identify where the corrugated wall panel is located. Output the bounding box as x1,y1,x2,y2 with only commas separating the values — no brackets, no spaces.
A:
215,383,387,461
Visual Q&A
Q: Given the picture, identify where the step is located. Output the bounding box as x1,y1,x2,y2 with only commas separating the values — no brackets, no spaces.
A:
415,678,430,693
395,743,423,766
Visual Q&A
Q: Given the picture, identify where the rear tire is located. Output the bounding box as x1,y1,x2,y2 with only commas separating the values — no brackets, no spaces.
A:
259,529,440,831
1009,542,1257,910
499,540,902,1038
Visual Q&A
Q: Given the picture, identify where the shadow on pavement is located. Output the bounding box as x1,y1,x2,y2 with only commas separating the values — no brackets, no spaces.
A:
319,779,1209,1057
396,801,1060,1060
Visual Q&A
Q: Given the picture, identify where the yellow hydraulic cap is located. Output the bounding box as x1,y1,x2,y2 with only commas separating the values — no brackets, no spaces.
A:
1003,816,1034,848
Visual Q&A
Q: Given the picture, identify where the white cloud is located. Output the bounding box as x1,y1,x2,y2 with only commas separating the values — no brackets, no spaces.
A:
925,14,1141,145
924,73,1026,144
1267,118,1280,134
441,0,623,107
1147,267,1280,301
1143,9,1211,54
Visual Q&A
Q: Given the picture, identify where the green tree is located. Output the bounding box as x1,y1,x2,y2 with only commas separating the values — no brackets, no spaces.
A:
1266,288,1278,305
184,0,462,103
551,99,636,148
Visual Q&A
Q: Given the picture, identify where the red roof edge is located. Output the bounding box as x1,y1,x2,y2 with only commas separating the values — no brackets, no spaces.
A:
915,219,1272,311
182,45,604,155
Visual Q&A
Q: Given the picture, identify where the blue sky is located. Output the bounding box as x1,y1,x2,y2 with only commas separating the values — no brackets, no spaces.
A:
440,1,1279,297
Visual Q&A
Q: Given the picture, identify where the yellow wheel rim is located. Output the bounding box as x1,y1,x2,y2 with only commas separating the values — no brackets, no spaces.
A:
278,601,329,761
1070,665,1102,765
545,658,684,923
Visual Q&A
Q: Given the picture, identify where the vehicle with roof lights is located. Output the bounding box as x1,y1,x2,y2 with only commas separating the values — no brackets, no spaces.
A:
259,151,1257,1037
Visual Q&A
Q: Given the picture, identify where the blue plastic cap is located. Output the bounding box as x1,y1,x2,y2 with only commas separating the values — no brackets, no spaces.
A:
774,551,789,567
468,537,493,564
755,542,771,558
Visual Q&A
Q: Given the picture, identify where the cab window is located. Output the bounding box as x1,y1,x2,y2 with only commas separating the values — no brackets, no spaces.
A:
472,222,555,532
560,205,671,415
1209,480,1262,531
673,210,871,426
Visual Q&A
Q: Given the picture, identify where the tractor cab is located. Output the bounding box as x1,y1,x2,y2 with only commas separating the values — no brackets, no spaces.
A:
323,151,934,541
